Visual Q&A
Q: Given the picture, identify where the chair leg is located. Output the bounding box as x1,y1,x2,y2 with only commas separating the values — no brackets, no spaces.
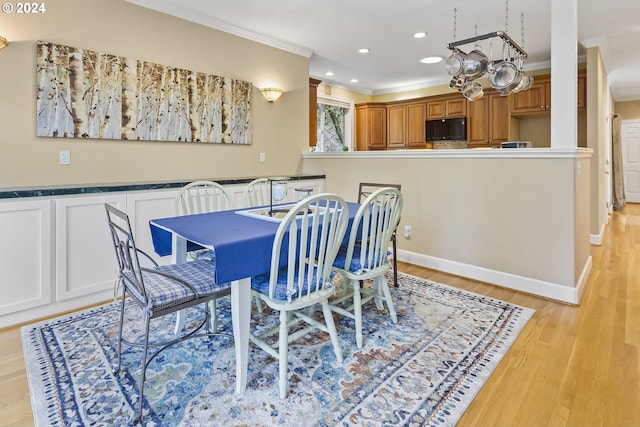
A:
113,289,126,375
278,310,289,399
208,299,218,332
134,312,152,424
255,296,264,313
174,310,186,334
321,301,344,362
352,280,364,349
380,277,398,324
392,234,399,287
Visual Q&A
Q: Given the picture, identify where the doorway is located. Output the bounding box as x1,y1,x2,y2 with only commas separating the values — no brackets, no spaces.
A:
621,119,640,203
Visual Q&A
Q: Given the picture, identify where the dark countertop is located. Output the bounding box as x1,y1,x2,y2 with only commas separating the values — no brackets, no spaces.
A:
0,174,326,199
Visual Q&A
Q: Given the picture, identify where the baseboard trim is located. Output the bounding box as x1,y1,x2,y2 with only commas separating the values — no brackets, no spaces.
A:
397,249,591,305
590,222,606,245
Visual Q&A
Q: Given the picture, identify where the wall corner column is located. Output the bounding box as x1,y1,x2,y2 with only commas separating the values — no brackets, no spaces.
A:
550,0,578,149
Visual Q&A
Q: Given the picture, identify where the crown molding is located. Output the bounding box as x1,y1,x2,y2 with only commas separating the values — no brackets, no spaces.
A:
125,0,313,58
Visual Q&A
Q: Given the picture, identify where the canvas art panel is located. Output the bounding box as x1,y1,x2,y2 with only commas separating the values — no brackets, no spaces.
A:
35,41,253,144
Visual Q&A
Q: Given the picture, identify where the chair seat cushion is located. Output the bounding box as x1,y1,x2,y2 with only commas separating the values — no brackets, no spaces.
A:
189,248,215,262
251,266,334,302
127,259,230,312
332,243,391,274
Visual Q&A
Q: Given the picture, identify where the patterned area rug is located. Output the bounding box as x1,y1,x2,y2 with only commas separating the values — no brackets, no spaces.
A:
22,272,534,426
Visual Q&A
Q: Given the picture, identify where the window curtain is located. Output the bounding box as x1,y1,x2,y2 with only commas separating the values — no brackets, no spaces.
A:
611,114,626,211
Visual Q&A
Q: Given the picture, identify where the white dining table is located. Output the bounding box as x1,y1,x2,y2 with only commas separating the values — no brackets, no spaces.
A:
149,202,359,393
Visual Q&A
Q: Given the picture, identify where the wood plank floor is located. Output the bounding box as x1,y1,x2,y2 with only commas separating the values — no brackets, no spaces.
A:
2,204,639,426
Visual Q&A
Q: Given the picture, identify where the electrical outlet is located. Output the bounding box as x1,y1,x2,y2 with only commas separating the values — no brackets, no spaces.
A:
259,152,266,163
404,224,411,238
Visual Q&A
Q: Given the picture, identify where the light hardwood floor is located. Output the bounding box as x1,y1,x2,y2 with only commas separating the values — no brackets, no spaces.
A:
2,204,639,426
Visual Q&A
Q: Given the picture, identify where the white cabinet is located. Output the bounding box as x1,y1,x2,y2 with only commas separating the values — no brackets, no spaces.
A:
0,178,325,328
0,199,53,317
126,189,180,265
55,193,126,302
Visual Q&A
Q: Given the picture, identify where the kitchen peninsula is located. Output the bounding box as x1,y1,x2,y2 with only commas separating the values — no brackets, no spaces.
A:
302,148,592,304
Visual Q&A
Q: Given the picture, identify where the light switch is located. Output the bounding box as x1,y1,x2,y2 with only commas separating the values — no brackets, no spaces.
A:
59,150,71,165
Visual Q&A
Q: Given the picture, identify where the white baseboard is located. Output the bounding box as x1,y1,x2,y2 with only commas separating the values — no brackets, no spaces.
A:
397,249,592,305
590,222,606,245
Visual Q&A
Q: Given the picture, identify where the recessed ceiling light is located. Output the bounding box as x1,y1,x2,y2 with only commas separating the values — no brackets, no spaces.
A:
358,48,371,54
420,56,444,64
350,78,359,83
413,32,427,38
325,71,334,76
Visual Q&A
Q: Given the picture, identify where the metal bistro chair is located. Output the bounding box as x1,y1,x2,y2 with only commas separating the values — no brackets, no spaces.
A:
174,180,233,333
330,187,403,348
105,204,231,424
358,182,402,287
249,193,349,398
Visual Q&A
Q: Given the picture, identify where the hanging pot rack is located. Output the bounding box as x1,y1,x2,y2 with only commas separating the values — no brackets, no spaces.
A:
447,30,527,59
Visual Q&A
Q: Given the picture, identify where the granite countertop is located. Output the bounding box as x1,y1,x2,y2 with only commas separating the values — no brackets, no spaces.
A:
0,174,326,199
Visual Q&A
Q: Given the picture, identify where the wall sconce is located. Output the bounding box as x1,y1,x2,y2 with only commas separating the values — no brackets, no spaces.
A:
0,36,8,50
261,87,283,102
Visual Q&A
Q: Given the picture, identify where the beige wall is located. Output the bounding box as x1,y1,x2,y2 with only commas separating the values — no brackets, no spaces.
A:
302,151,593,303
0,0,309,188
615,100,640,119
586,47,608,237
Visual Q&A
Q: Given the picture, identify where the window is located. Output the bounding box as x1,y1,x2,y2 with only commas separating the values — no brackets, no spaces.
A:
316,95,354,151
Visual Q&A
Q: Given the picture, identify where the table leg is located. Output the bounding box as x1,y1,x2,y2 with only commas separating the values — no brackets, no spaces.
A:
231,277,252,393
172,235,188,335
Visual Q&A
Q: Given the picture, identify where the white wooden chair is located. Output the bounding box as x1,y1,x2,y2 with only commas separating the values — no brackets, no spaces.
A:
358,182,402,287
174,181,233,333
329,187,403,348
249,193,349,398
105,204,231,424
243,177,271,208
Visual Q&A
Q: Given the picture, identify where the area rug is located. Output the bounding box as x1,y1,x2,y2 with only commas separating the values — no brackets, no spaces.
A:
22,272,534,426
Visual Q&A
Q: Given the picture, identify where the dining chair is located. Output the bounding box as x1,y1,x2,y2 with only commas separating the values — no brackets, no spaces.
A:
174,180,233,333
249,193,349,399
243,177,271,208
330,187,403,349
358,182,402,287
105,204,231,424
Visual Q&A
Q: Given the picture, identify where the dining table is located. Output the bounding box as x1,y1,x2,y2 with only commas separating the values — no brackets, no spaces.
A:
149,201,359,394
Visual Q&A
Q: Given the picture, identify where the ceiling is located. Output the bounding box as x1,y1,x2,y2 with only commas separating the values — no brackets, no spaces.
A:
126,0,640,101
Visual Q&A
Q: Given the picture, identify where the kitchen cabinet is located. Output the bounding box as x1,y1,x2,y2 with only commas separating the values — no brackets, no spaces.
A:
426,94,467,119
387,101,426,148
356,103,387,150
467,92,510,147
510,72,586,115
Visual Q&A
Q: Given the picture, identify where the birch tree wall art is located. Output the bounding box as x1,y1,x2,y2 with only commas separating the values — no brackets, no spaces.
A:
36,41,253,144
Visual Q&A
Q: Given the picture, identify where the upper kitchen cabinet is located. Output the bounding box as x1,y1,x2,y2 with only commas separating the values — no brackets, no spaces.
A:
426,94,467,119
387,100,426,149
356,103,387,150
510,72,586,115
467,91,510,148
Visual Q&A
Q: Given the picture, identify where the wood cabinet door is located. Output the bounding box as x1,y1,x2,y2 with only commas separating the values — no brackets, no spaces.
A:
446,97,467,117
489,94,510,144
387,105,406,148
406,102,426,147
427,100,446,119
467,96,489,145
577,74,586,109
511,81,548,114
356,105,387,150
